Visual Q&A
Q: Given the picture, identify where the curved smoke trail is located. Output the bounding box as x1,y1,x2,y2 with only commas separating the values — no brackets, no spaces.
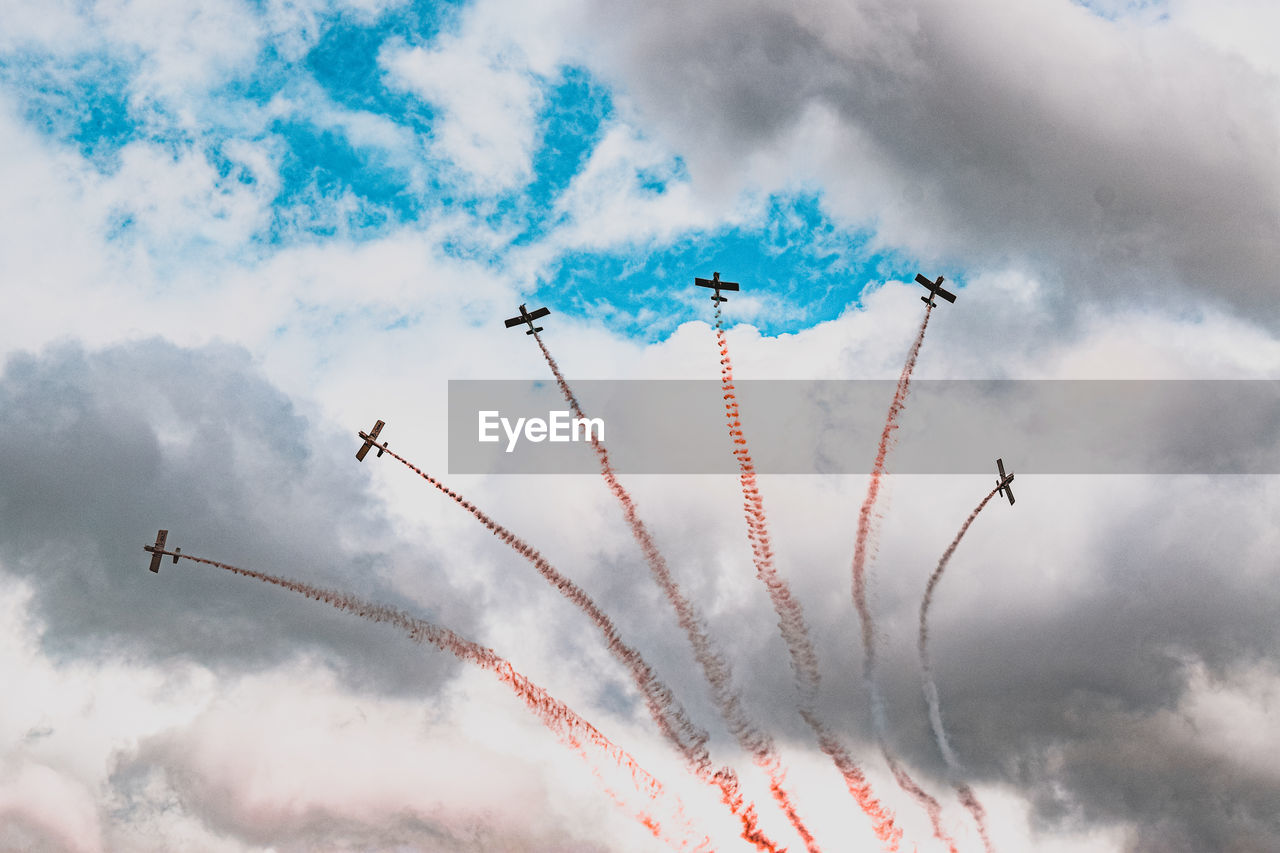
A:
919,487,1001,852
851,301,933,684
371,442,781,853
840,301,963,848
881,746,958,853
956,783,995,853
712,304,902,851
168,550,709,852
530,331,816,852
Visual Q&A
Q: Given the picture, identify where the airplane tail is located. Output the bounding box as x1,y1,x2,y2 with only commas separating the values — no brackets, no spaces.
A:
525,326,543,335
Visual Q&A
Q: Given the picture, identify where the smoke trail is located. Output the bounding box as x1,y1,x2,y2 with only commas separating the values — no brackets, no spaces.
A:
164,549,709,852
956,783,995,853
833,301,964,844
881,746,958,853
530,332,817,852
370,442,782,853
919,488,1001,852
711,305,902,851
851,301,933,684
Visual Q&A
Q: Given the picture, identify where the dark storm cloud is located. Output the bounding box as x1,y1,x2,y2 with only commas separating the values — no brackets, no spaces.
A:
0,339,478,695
576,0,1280,320
858,478,1280,847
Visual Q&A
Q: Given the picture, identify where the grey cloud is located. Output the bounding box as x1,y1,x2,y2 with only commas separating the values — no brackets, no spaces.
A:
1043,718,1280,852
862,478,1280,846
0,818,72,853
523,468,1280,846
575,0,1280,321
0,339,478,696
107,749,605,853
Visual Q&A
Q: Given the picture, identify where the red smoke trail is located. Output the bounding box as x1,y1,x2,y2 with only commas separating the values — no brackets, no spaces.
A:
373,442,781,853
711,305,902,851
828,300,965,845
851,301,933,683
881,748,959,853
167,550,708,852
919,488,1001,853
955,783,995,853
831,303,962,840
530,332,813,852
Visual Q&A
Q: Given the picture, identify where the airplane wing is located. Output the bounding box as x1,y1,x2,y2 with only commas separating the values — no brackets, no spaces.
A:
997,458,1006,478
527,307,550,321
1005,485,1016,505
503,315,526,328
917,274,957,303
356,420,386,461
695,278,741,291
147,529,167,573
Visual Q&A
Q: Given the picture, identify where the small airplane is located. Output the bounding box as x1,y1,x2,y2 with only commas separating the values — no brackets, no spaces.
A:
694,271,740,303
916,273,957,307
995,458,1015,506
356,419,388,461
145,529,181,573
504,303,551,335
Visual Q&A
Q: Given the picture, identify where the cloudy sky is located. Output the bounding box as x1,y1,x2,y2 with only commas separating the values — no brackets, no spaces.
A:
2,0,1279,850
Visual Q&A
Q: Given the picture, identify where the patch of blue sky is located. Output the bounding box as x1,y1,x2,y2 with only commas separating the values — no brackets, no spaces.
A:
212,43,294,109
303,15,438,136
0,1,523,262
202,65,439,247
522,66,614,221
537,194,918,340
269,59,615,261
249,5,549,250
0,51,138,168
263,117,428,242
364,63,617,253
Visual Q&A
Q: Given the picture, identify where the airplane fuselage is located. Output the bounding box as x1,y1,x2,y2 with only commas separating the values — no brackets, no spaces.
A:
358,431,388,458
994,458,1016,505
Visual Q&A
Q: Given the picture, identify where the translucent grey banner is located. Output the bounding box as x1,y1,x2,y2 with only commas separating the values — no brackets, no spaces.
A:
447,380,1280,474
